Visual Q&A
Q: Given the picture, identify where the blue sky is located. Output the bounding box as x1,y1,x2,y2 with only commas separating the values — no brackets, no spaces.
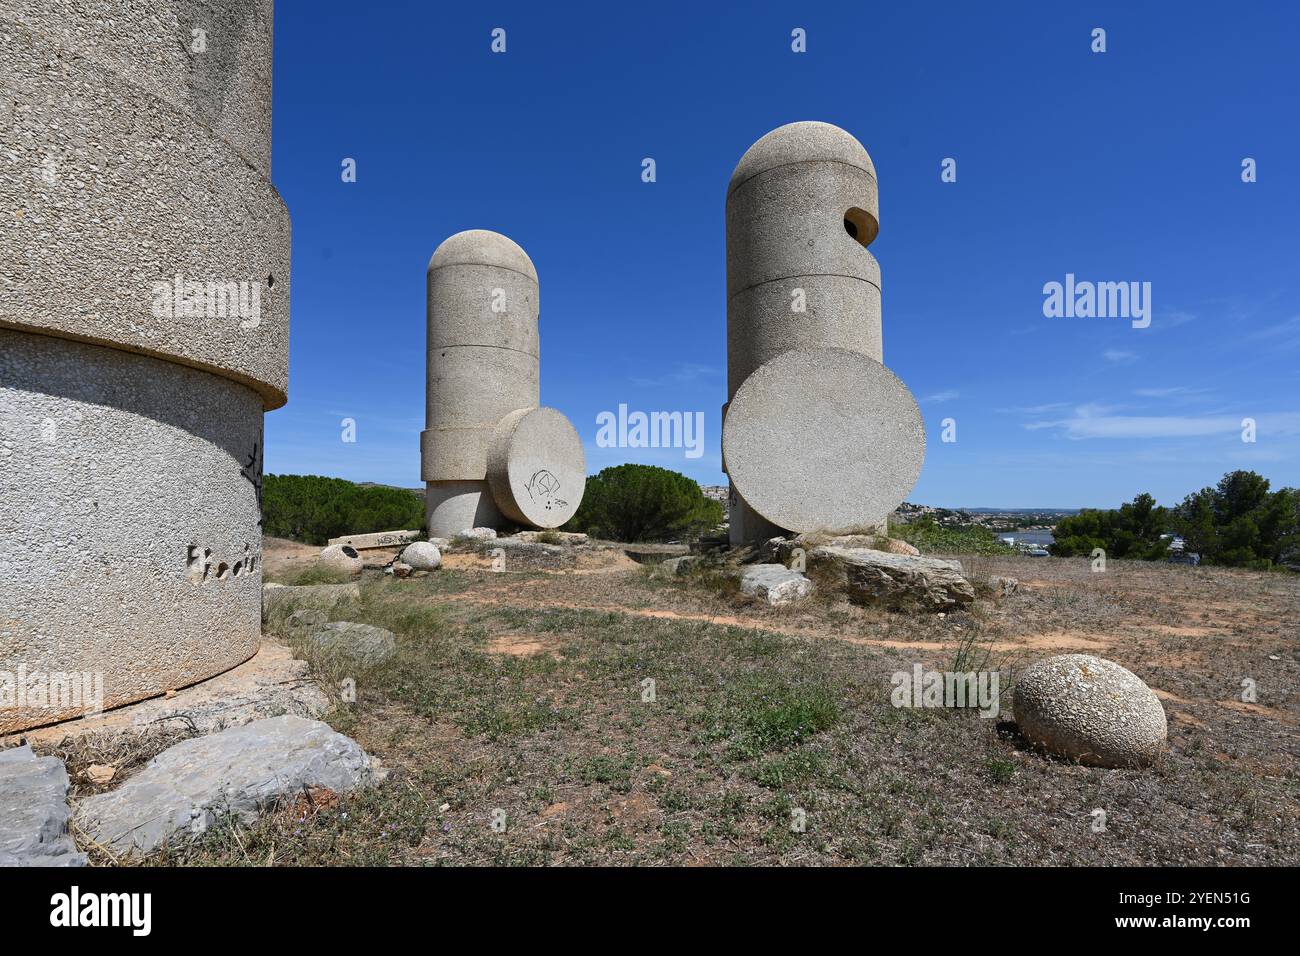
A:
265,0,1300,509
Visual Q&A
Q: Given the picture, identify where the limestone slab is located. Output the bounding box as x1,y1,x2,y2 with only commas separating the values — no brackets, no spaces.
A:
326,530,420,550
74,716,377,856
0,745,86,866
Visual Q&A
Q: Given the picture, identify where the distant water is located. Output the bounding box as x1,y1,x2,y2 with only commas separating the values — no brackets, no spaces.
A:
996,530,1055,547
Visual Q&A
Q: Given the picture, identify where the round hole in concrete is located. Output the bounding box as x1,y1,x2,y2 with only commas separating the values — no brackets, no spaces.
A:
842,207,878,247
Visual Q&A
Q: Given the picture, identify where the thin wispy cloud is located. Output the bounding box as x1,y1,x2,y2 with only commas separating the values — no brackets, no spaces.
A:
996,401,1074,415
922,390,959,404
1103,349,1136,364
1245,314,1300,349
1133,386,1211,399
1025,406,1300,440
629,363,719,388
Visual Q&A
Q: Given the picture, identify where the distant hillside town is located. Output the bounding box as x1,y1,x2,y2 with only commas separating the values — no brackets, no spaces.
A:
892,501,1076,532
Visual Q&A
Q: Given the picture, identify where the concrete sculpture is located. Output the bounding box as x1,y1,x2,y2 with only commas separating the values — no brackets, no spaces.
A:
0,0,289,732
721,122,924,545
423,231,585,537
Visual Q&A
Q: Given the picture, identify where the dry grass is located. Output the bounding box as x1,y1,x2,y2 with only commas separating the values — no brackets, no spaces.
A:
83,550,1300,866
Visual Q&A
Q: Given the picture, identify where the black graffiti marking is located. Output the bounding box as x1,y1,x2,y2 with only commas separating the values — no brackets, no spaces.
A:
241,441,264,529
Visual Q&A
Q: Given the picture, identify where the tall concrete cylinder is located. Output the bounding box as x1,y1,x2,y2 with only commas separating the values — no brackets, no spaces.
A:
724,122,921,545
423,231,540,536
725,120,882,400
0,0,289,733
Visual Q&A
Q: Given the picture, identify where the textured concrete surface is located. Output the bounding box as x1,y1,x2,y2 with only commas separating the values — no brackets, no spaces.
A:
423,345,540,430
399,541,442,570
807,546,974,612
426,480,504,538
1013,655,1168,768
722,348,924,535
0,17,291,408
75,716,377,856
728,120,878,202
0,745,87,866
317,544,363,573
486,407,586,528
0,330,264,732
0,2,290,733
421,424,497,482
5,0,276,174
740,564,814,606
727,481,786,549
724,122,900,542
727,272,882,396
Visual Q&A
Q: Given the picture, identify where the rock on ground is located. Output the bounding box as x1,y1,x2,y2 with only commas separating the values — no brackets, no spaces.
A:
494,537,564,555
263,582,361,625
767,534,919,563
990,575,1019,597
809,546,974,612
455,527,497,541
0,745,86,866
306,621,397,666
658,555,700,577
741,564,814,605
514,530,589,545
400,541,442,571
75,716,378,857
1013,654,1167,768
286,608,328,629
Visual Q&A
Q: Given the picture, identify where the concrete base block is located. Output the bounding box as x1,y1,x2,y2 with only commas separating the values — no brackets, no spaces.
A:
420,425,496,482
426,480,504,538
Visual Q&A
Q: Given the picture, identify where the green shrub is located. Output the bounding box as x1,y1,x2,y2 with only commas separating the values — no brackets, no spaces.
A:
1047,472,1299,569
1050,492,1170,559
262,474,425,545
892,516,1015,555
565,464,723,542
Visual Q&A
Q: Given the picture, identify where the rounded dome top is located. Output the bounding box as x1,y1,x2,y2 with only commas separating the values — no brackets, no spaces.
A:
728,121,877,194
427,229,538,282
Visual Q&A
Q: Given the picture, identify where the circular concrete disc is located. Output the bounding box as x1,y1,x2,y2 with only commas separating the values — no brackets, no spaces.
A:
723,348,925,533
486,407,587,528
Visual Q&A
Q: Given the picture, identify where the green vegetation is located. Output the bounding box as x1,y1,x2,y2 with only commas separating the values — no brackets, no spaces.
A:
1050,492,1171,560
1051,470,1299,570
892,516,1016,555
262,474,425,545
565,464,724,542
